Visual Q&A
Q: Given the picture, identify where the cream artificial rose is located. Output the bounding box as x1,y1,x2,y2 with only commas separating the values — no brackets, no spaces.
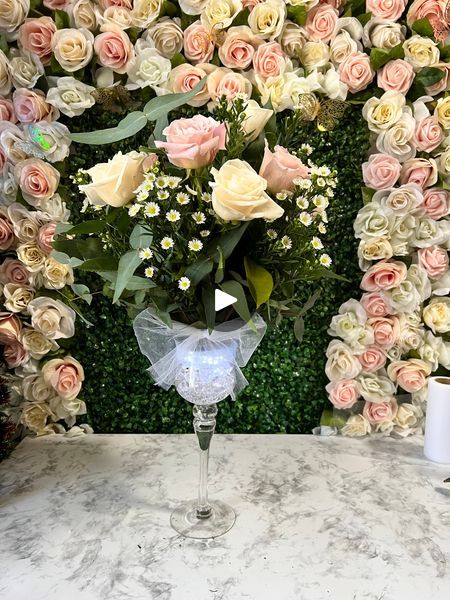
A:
131,0,163,28
435,96,450,131
43,257,74,290
20,402,53,435
80,151,149,207
0,0,29,33
147,18,183,59
354,202,394,239
341,414,371,437
126,42,171,90
23,374,54,403
375,113,416,162
70,0,97,31
362,91,406,133
210,159,284,222
9,52,45,90
49,395,86,423
423,297,450,334
393,403,421,436
3,283,34,313
330,30,359,65
241,99,273,142
374,184,423,216
358,238,393,265
300,41,330,70
248,0,286,40
403,35,440,71
201,0,243,30
179,0,208,14
52,28,94,73
279,21,306,58
325,339,361,382
357,373,396,402
16,243,46,272
21,327,57,358
46,77,95,118
0,50,12,96
27,296,76,339
363,19,406,50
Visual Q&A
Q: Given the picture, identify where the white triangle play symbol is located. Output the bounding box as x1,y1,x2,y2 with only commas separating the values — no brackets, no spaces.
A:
215,289,237,311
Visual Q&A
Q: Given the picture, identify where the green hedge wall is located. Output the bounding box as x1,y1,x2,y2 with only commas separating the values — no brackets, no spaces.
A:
62,105,370,433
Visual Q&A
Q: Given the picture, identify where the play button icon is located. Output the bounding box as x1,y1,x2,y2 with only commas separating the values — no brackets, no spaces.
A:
215,289,237,311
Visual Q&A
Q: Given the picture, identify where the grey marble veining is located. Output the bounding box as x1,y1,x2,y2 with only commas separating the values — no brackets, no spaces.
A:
1,434,449,600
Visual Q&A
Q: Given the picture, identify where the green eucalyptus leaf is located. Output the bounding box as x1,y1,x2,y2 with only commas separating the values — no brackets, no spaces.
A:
185,257,214,285
109,275,156,291
50,251,83,268
78,256,119,271
293,316,305,343
70,111,148,145
70,283,92,305
130,224,153,249
143,77,206,121
62,220,107,235
244,256,273,308
113,249,142,303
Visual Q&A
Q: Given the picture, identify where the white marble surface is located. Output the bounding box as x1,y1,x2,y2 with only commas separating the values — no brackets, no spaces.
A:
1,434,450,600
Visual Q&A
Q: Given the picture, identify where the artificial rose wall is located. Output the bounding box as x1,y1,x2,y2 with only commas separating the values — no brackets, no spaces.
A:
0,0,449,441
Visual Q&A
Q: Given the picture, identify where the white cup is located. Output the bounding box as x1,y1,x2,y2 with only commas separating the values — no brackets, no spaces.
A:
424,376,450,464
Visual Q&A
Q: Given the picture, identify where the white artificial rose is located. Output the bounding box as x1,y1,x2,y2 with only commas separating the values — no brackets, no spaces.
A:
248,0,286,40
287,0,318,7
406,264,431,302
432,270,450,297
363,19,406,50
318,68,348,101
24,121,71,164
0,164,18,205
284,72,321,111
0,50,12,96
0,0,29,34
22,374,54,403
46,77,95,118
386,280,421,314
3,284,34,313
423,297,450,334
8,203,43,243
97,7,133,30
70,0,98,31
403,35,440,71
435,96,450,131
42,257,74,290
334,16,363,40
374,184,423,216
328,302,373,350
9,51,44,89
17,244,47,272
396,314,425,351
256,73,292,112
39,194,70,222
393,403,421,437
80,151,149,207
354,202,394,239
241,99,273,142
437,147,450,184
301,41,330,70
357,373,396,403
278,21,307,59
27,296,76,339
375,112,416,162
413,216,449,248
341,414,371,437
52,28,94,73
126,45,171,91
21,327,58,359
131,0,163,28
201,0,243,30
0,123,28,165
20,402,54,435
325,339,361,382
418,331,449,370
389,214,415,255
179,0,208,15
147,18,183,59
49,396,86,425
362,91,406,133
330,30,359,65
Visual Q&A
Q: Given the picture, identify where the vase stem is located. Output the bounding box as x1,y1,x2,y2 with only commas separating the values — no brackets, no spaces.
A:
193,403,217,520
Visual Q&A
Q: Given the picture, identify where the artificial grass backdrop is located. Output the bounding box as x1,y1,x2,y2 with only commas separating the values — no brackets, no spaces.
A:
63,105,370,434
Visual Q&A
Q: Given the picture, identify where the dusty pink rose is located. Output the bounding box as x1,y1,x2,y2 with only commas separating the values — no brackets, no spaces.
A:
418,246,449,279
0,210,14,251
94,25,134,74
422,188,450,220
363,399,397,425
407,0,447,27
3,340,29,369
100,0,132,8
155,115,226,169
167,63,211,107
357,345,387,373
414,117,443,153
425,63,450,96
18,17,57,65
377,59,415,94
400,158,438,188
37,222,56,254
387,359,431,393
367,0,407,20
319,0,344,7
361,260,407,292
14,158,60,207
44,0,70,8
0,313,22,344
259,142,310,194
338,51,375,94
0,258,30,285
42,356,85,400
326,379,360,409
13,89,57,124
183,21,215,65
253,42,287,80
0,98,17,123
219,26,260,70
360,291,391,317
207,68,252,104
305,5,338,43
242,0,263,8
362,153,401,190
368,316,399,348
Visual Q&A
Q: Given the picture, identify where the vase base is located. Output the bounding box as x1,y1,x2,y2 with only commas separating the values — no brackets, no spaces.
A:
170,499,236,539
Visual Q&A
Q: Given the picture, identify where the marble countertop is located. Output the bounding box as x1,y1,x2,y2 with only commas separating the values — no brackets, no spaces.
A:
1,434,450,600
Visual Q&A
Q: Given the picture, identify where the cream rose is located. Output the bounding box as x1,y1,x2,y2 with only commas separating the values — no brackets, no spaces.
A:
126,43,171,90
325,339,361,382
16,243,47,272
363,19,406,50
20,402,53,435
435,97,450,131
357,373,396,402
403,35,440,71
9,52,45,90
43,257,74,290
330,30,359,65
3,283,34,313
375,112,416,163
179,0,208,14
375,184,423,216
248,0,286,40
279,21,306,59
210,159,284,222
0,50,12,97
21,327,57,358
131,0,163,28
52,28,94,73
300,41,330,70
354,202,394,239
423,297,450,334
23,374,54,403
362,91,405,133
0,0,29,33
42,356,84,400
393,403,421,436
70,0,97,30
341,414,371,437
358,238,393,264
201,0,243,30
241,99,273,142
49,395,86,423
46,77,95,118
27,296,76,339
147,18,183,59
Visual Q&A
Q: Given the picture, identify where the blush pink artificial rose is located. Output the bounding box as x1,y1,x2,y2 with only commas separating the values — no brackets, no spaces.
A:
407,0,448,27
183,21,215,65
219,26,260,70
42,356,85,400
13,89,56,124
357,345,387,373
418,245,449,279
100,0,133,8
363,399,397,425
207,68,252,104
368,315,399,348
0,258,30,285
37,222,56,254
377,59,415,94
3,340,29,369
387,359,431,393
414,117,443,152
0,312,22,344
422,188,450,220
400,158,438,188
253,41,287,79
361,260,408,292
259,142,310,194
326,379,360,410
44,0,71,8
338,51,375,94
14,158,60,207
360,291,391,317
0,98,17,123
94,25,134,74
0,211,14,251
305,4,338,43
362,153,401,190
18,17,57,65
367,0,407,20
167,63,211,107
155,115,226,169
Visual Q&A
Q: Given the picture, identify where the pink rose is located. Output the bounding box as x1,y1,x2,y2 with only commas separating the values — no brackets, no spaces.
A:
338,51,375,94
363,399,397,425
167,63,211,107
387,358,431,393
362,153,401,190
242,0,263,8
18,17,57,65
368,315,399,348
377,59,415,94
305,5,338,43
14,158,60,207
0,312,22,344
94,25,134,74
0,98,17,123
414,117,443,152
418,246,449,279
253,41,288,80
219,26,261,70
0,210,14,251
407,0,447,27
207,68,252,104
3,340,29,369
400,158,438,188
100,0,132,8
37,222,56,254
183,21,215,65
13,89,57,124
360,291,391,317
155,115,226,169
259,142,310,194
421,188,450,220
0,258,30,285
326,379,360,410
357,345,387,373
425,64,450,96
43,0,71,8
367,0,407,20
42,356,85,400
361,260,407,292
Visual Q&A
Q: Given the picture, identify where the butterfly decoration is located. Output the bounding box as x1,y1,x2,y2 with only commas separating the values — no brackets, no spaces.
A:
316,99,348,132
14,125,51,160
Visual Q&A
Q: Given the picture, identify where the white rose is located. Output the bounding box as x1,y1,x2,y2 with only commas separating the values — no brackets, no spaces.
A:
437,147,450,184
27,296,76,339
0,0,29,34
341,414,371,437
362,91,406,133
432,270,450,297
8,203,43,243
23,374,54,403
325,339,361,382
20,402,54,435
52,28,94,73
330,30,360,65
301,41,330,70
131,0,163,28
413,216,449,248
354,202,394,239
241,99,273,142
357,373,396,402
0,164,17,204
147,18,183,59
3,283,34,313
39,194,70,222
334,16,363,40
0,122,28,165
46,77,95,118
418,331,449,370
0,50,11,96
406,264,431,302
328,301,373,351
248,0,286,40
17,244,47,272
386,280,421,314
278,21,307,59
179,0,208,15
376,112,416,162
435,96,450,131
393,403,421,437
69,0,98,31
403,35,440,72
21,327,58,359
363,19,406,50
284,72,322,111
287,0,318,7
97,7,133,30
126,45,171,91
201,0,243,30
423,297,450,334
256,73,292,113
42,257,74,290
9,51,44,89
49,395,86,425
396,314,425,351
318,68,348,101
374,183,423,216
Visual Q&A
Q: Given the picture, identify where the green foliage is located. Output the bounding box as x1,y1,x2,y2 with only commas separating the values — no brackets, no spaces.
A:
61,105,370,434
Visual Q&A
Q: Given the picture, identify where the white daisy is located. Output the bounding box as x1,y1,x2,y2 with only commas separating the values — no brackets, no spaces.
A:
176,192,190,205
139,247,153,260
192,211,206,224
128,204,142,217
161,237,174,250
311,236,323,250
316,177,326,187
201,192,212,203
178,276,191,291
155,176,168,188
188,238,203,252
281,235,292,250
136,190,149,202
144,266,155,278
300,212,313,226
319,253,332,268
313,195,329,210
144,202,160,217
166,209,180,222
157,190,169,200
167,176,182,189
276,191,289,201
300,143,313,156
296,197,309,210
200,229,210,237
318,222,327,234
267,229,278,240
